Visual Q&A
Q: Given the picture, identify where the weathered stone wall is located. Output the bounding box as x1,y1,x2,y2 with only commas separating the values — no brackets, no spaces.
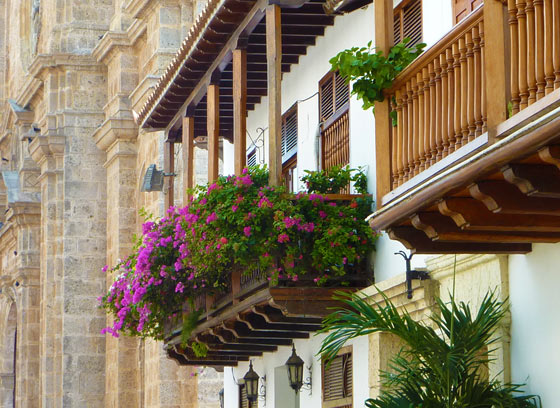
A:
0,0,221,407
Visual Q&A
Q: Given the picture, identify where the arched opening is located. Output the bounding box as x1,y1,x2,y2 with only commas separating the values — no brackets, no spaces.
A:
0,302,17,408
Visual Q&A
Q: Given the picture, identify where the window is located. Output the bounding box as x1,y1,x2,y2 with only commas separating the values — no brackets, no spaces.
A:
453,0,483,24
393,0,422,47
247,148,257,167
319,71,350,192
322,346,353,408
281,105,298,192
281,105,298,164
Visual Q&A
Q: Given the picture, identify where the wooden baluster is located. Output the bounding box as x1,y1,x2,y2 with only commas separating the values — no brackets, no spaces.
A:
466,31,476,142
459,37,469,146
434,57,443,160
420,71,428,171
508,0,520,114
554,0,560,88
534,0,545,99
473,26,483,136
395,90,404,185
428,62,437,163
480,22,487,133
453,43,462,150
448,48,458,153
391,97,398,188
517,0,529,109
402,84,411,181
416,72,425,172
411,76,420,176
526,0,537,104
440,53,450,157
543,0,554,93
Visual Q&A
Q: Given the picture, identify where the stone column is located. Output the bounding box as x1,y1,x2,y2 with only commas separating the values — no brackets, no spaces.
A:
30,57,109,407
9,201,41,408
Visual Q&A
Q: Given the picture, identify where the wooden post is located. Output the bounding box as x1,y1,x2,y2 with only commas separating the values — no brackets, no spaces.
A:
164,141,175,208
374,0,394,206
207,83,220,182
182,116,195,204
233,48,247,176
266,4,282,187
483,1,507,141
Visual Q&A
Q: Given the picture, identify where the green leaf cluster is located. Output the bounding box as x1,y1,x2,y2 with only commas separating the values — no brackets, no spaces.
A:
330,39,426,112
318,290,541,407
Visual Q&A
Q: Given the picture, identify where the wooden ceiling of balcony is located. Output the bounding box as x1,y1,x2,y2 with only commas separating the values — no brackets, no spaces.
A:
164,286,355,366
143,0,337,138
370,132,560,254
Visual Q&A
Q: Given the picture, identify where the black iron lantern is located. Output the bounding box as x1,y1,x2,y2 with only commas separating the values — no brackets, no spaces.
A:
219,388,224,408
285,344,305,392
243,361,260,402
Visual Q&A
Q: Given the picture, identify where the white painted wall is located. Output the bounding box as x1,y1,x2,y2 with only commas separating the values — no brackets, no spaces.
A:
224,333,369,408
509,243,560,405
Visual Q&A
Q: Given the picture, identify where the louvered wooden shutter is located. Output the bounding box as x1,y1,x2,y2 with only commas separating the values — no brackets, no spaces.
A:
322,350,353,407
247,149,257,167
453,0,483,24
393,0,422,47
319,71,349,124
281,106,298,163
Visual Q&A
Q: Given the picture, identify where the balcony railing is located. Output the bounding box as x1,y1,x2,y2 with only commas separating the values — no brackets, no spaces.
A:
377,0,560,205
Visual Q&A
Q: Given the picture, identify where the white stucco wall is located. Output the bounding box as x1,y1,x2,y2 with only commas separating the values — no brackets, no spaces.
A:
224,334,369,408
509,243,560,405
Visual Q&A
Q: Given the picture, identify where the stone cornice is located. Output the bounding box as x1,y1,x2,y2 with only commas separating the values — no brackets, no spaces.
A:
28,134,66,165
93,117,138,152
124,0,153,19
129,75,159,113
128,18,147,44
6,201,41,227
28,54,104,80
92,32,131,64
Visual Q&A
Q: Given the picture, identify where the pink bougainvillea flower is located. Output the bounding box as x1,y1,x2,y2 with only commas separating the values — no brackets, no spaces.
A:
220,237,228,244
243,226,252,237
278,233,290,243
206,212,217,224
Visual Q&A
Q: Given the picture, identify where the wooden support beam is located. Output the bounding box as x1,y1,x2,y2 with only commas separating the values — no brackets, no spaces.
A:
233,48,247,176
207,84,220,182
267,4,282,186
470,180,560,215
182,116,195,204
438,197,560,231
503,163,560,198
483,0,507,140
387,226,533,254
164,141,175,208
374,0,394,206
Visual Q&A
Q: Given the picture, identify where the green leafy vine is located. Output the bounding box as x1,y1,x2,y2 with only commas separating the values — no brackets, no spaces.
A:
329,38,426,115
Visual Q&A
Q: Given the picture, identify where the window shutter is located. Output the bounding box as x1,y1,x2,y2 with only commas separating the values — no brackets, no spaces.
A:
281,106,298,163
247,149,257,167
322,350,353,407
453,0,483,24
393,0,422,48
402,0,422,47
320,72,349,124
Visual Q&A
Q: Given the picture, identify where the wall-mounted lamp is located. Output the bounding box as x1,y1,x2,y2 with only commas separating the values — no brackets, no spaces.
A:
285,344,312,395
395,251,430,299
219,388,224,408
140,164,176,192
243,361,266,404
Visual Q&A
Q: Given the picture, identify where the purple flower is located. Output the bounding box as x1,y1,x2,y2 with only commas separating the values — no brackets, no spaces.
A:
244,226,252,237
175,282,185,293
206,212,217,224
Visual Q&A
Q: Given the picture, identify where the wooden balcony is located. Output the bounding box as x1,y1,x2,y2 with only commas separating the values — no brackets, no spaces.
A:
164,267,370,366
371,0,560,253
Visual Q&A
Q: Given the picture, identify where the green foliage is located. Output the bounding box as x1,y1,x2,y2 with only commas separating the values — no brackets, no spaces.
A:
191,341,209,358
301,165,369,195
318,290,541,407
100,166,378,341
330,39,426,113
